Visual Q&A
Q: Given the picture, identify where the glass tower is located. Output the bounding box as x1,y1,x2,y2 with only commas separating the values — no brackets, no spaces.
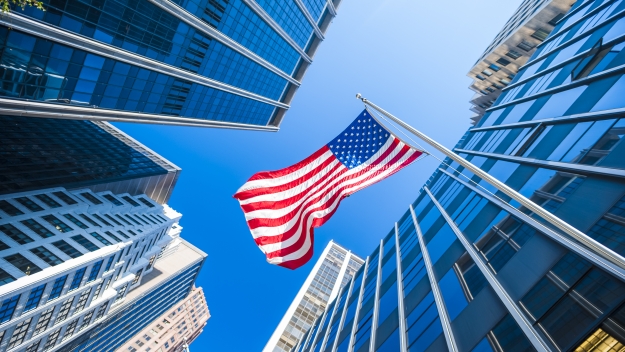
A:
265,241,364,352
0,0,341,129
296,0,625,351
0,116,180,204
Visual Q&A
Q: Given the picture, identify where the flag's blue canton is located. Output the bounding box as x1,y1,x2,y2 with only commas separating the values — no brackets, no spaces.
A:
327,110,391,169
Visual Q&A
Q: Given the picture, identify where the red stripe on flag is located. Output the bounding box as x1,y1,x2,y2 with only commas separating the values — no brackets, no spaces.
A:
254,144,412,248
247,139,403,230
235,155,339,202
245,146,330,182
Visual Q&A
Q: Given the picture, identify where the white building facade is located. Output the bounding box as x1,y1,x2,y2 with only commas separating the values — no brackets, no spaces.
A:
265,241,364,352
0,186,181,352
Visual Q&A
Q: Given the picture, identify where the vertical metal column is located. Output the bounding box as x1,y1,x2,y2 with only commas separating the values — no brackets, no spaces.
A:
330,278,356,352
368,241,384,352
358,94,625,273
394,223,408,352
319,285,344,351
409,205,458,352
439,168,625,281
424,187,553,352
347,257,369,352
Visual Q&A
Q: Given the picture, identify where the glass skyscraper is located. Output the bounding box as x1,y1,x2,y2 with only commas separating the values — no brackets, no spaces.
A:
265,241,364,352
0,116,180,204
0,0,341,129
296,0,625,351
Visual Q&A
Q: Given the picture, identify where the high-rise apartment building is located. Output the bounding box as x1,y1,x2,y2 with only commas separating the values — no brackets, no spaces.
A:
0,0,342,130
467,0,572,125
265,241,364,352
0,185,202,352
0,116,180,204
118,285,209,352
297,0,625,351
58,240,206,352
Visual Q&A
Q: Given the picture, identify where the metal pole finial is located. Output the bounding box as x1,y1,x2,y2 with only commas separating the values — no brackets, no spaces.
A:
355,93,363,101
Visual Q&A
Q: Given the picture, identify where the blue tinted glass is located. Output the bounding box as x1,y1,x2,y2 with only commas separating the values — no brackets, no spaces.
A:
426,224,456,264
0,30,277,126
590,75,625,111
471,337,494,352
417,205,441,233
500,100,534,125
48,275,68,300
0,295,20,323
479,160,520,193
547,122,593,161
533,86,587,120
376,328,400,352
377,282,398,325
561,119,616,162
438,268,468,321
24,284,46,311
302,0,326,21
255,0,313,48
174,0,300,73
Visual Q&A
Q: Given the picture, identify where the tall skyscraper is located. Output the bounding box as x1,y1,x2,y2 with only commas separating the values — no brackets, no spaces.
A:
0,116,180,204
0,185,204,352
117,285,209,352
0,0,341,130
467,0,572,125
265,241,364,352
297,0,625,351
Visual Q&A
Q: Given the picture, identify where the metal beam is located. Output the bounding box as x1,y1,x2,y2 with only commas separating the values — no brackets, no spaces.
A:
470,107,625,132
147,0,300,85
293,0,324,39
439,167,625,282
409,205,458,352
368,240,383,352
1,14,289,109
454,149,625,179
240,0,313,62
358,94,625,274
394,223,408,352
424,187,553,352
0,98,280,131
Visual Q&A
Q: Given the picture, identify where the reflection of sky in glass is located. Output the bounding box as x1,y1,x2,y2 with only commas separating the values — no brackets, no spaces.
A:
592,75,625,112
534,85,587,120
439,267,468,321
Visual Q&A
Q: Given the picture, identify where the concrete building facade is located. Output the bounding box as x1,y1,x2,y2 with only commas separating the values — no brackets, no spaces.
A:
118,286,209,352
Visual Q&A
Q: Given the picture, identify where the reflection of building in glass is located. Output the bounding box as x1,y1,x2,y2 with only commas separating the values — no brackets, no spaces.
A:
264,241,363,352
0,185,205,352
0,116,180,204
118,286,209,352
298,0,625,351
467,0,572,125
0,0,343,129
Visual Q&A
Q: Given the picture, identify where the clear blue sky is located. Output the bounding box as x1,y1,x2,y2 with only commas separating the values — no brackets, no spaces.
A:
114,0,523,350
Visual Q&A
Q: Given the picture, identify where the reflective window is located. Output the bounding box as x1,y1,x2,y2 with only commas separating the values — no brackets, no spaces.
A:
405,292,442,352
592,75,625,112
438,267,467,320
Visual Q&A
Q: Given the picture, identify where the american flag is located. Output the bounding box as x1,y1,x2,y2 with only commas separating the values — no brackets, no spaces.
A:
234,109,425,269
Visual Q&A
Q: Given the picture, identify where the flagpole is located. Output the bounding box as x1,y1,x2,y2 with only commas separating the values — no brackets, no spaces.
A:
356,93,625,271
